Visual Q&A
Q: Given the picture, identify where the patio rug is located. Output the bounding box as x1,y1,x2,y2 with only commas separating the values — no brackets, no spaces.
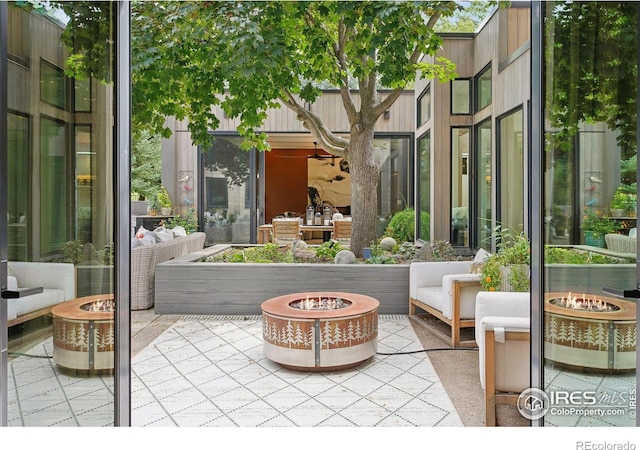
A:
131,314,463,426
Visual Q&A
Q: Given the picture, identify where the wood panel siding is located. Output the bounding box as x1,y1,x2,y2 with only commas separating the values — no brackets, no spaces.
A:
210,90,415,135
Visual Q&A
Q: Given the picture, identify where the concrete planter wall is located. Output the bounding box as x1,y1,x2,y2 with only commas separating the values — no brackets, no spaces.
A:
154,245,410,315
544,263,636,295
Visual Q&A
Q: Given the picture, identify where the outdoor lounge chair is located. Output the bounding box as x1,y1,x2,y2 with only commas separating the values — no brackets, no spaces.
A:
271,218,302,244
475,291,530,426
408,249,489,347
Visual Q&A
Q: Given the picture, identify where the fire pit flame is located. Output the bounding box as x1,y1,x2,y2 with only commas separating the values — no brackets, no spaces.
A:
550,292,619,312
290,295,350,311
81,298,115,312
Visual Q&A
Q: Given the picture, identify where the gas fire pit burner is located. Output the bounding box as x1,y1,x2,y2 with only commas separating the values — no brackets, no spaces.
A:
261,292,379,372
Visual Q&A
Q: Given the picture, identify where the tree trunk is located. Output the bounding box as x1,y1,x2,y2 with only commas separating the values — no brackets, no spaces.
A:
348,126,379,258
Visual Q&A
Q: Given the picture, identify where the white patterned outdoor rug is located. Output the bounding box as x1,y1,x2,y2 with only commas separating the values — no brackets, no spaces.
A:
131,314,463,427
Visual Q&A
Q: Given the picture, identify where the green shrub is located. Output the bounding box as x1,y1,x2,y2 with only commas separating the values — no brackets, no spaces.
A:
385,208,430,243
544,247,633,264
162,209,198,234
314,240,346,260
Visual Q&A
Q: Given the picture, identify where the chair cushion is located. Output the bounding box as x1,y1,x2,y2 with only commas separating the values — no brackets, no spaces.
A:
415,286,443,312
479,316,530,391
441,273,482,320
14,288,66,317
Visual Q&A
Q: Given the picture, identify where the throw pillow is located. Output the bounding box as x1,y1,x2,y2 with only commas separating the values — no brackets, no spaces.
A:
145,231,161,243
155,227,174,242
171,226,187,238
135,226,148,239
470,248,491,274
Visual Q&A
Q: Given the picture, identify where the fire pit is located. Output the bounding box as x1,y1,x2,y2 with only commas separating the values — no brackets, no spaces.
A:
261,292,379,372
544,292,636,372
51,294,115,372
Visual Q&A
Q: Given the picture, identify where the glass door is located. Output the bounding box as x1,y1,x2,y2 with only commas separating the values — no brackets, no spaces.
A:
542,1,637,427
1,1,117,426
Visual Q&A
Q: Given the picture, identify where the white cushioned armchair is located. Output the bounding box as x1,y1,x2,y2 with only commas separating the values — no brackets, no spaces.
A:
475,291,530,426
409,249,489,347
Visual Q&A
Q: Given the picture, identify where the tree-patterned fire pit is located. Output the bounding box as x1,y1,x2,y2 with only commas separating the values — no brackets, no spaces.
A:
261,292,379,371
544,292,636,372
51,294,115,372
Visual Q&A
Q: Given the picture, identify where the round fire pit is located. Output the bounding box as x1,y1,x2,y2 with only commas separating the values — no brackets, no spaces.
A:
544,292,636,372
261,292,379,372
51,294,115,372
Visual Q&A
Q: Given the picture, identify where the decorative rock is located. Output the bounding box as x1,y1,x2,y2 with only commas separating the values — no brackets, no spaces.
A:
291,240,316,259
334,249,357,264
379,237,397,251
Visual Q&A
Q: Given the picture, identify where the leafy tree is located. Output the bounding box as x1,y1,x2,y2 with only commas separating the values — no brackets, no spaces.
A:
130,1,462,256
435,1,495,32
547,2,638,154
131,129,162,201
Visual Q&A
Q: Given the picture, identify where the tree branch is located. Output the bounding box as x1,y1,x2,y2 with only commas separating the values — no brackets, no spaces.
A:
334,20,358,122
280,91,349,154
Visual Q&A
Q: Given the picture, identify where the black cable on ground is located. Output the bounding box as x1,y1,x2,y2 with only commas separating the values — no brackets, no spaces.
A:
376,348,478,356
8,352,52,359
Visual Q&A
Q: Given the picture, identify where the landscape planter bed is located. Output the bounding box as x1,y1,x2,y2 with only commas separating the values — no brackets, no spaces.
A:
154,245,409,315
544,263,636,295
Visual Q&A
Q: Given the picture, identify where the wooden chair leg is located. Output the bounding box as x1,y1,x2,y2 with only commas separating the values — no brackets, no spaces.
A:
484,330,497,426
451,281,461,347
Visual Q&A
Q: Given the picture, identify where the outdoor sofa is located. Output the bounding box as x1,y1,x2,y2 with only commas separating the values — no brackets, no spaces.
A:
131,228,206,310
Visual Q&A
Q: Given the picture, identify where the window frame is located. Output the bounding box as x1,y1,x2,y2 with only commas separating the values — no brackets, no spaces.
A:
475,63,492,112
450,78,472,115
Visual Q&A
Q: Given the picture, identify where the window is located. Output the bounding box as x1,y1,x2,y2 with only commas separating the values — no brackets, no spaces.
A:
417,132,431,241
40,59,67,109
75,78,92,112
451,78,471,115
375,136,412,220
451,128,471,247
417,85,431,126
40,116,68,255
498,108,524,234
206,177,229,209
75,125,93,243
475,119,492,249
475,64,492,111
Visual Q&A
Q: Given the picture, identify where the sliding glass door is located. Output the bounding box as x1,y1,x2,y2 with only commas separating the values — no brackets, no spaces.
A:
1,1,119,426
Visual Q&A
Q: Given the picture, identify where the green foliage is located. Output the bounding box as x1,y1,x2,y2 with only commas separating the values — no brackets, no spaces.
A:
157,186,172,208
430,240,457,261
364,239,417,264
130,129,162,201
147,194,161,214
580,210,621,238
367,243,397,265
62,240,113,265
435,1,496,32
548,2,638,151
544,247,633,264
385,208,430,243
162,209,199,234
479,227,530,292
127,0,458,254
314,240,346,260
62,240,85,265
609,186,637,214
